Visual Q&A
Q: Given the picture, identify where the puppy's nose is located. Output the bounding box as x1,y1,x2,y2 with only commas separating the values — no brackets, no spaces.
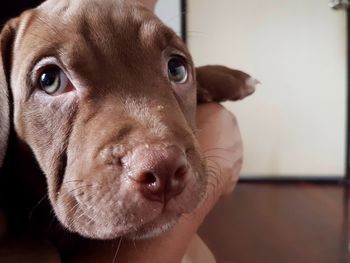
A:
125,145,188,203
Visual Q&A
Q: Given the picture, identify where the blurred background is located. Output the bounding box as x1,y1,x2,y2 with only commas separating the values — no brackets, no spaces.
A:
158,0,348,180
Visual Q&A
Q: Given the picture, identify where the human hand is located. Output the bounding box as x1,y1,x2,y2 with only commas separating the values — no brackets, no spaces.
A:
196,103,243,205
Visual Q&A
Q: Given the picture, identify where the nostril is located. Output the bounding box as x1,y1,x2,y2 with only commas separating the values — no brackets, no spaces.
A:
140,172,158,186
166,164,188,201
174,165,188,181
117,157,123,167
138,171,164,201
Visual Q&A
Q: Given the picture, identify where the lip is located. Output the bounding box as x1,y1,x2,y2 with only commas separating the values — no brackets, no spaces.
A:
126,211,181,239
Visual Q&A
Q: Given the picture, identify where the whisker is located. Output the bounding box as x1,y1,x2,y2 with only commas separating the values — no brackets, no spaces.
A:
205,158,221,171
66,201,81,217
28,194,49,220
206,163,220,170
203,147,237,153
163,13,181,24
206,164,221,176
61,179,84,185
62,184,95,196
112,237,123,263
204,156,231,164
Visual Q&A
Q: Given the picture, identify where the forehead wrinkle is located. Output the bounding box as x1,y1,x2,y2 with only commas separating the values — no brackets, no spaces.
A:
18,10,69,54
139,20,179,51
59,15,121,76
38,0,88,19
13,11,37,52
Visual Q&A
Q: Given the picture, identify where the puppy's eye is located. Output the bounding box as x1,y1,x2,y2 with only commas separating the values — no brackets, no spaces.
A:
39,68,69,95
168,57,188,84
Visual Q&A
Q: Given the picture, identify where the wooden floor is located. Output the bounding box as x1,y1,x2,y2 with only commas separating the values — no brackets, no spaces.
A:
199,182,350,263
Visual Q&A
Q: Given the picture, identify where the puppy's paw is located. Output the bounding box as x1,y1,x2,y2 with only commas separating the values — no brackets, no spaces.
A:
196,65,258,103
244,76,260,97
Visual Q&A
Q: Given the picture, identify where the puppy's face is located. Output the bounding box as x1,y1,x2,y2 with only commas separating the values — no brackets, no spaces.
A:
7,0,205,239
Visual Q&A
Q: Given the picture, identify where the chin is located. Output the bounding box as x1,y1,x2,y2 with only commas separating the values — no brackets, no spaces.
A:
127,218,179,240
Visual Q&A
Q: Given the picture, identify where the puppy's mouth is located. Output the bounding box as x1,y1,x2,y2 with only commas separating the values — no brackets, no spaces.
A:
55,166,204,240
61,196,189,240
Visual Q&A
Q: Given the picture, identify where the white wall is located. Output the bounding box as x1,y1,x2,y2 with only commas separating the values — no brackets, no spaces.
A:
155,0,181,36
188,0,347,177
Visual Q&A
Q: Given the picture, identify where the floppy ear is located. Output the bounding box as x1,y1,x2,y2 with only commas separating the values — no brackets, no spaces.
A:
0,19,18,167
196,65,258,103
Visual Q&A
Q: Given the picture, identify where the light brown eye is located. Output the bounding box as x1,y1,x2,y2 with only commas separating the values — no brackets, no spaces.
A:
39,67,69,95
168,57,188,84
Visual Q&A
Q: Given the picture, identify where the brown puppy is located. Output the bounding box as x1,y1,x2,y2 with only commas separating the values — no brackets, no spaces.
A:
0,0,254,244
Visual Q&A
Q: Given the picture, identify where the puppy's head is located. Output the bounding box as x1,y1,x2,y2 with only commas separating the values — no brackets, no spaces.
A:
0,0,254,240
1,0,204,239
